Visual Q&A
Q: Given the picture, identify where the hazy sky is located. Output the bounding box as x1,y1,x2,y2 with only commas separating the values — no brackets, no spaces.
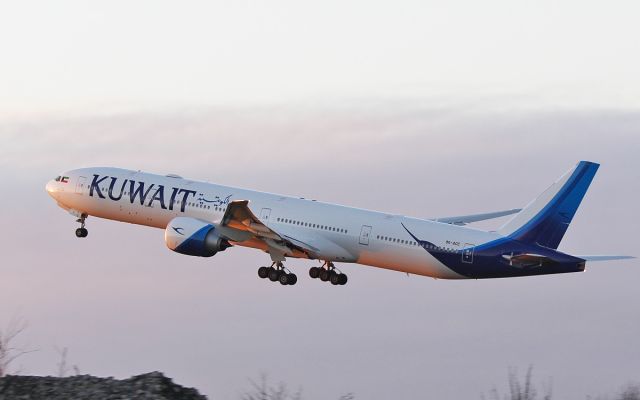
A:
1,1,639,399
2,0,640,116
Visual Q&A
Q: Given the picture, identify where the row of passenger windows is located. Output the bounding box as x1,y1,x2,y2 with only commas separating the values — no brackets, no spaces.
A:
188,202,211,209
376,235,457,252
185,203,228,212
277,217,348,234
377,235,419,246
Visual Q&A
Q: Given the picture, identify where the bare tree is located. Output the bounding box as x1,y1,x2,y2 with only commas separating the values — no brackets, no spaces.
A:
241,374,353,400
618,384,640,400
241,374,302,400
483,366,552,400
55,346,69,377
0,317,34,377
55,346,80,377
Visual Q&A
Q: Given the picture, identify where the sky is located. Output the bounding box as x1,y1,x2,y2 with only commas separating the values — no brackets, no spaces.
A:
1,1,639,399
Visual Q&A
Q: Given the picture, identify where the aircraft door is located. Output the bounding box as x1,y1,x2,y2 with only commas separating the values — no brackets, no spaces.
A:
75,176,87,194
462,243,475,263
359,225,372,245
260,208,272,221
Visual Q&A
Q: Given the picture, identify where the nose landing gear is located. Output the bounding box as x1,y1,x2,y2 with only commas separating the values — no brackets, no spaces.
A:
309,262,347,285
75,215,88,238
258,262,297,286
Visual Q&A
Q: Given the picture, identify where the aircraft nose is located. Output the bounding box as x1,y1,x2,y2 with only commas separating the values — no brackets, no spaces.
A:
46,180,57,198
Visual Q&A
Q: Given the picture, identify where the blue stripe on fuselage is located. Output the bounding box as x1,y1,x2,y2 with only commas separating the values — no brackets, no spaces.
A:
401,223,585,279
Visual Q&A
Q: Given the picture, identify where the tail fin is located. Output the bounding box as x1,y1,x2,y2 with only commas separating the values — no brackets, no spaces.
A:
498,161,600,249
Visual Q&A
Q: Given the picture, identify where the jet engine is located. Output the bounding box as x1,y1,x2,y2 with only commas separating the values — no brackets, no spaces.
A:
165,217,231,257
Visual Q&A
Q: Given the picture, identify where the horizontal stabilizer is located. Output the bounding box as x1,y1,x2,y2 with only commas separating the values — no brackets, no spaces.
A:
577,255,636,261
433,208,521,226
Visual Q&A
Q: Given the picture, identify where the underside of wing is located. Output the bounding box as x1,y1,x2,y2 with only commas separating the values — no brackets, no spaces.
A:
432,208,521,225
218,200,315,261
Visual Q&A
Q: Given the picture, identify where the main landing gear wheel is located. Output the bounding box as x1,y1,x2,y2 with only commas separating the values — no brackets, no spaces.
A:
330,273,348,285
309,267,320,279
268,267,281,282
258,262,297,286
319,269,331,281
75,215,88,238
279,273,298,285
258,266,269,279
309,262,348,286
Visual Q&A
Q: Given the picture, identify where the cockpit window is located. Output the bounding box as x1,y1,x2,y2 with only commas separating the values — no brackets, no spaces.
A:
55,176,61,182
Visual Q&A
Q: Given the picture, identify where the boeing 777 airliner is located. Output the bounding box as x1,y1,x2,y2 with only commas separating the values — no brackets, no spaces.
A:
45,161,632,286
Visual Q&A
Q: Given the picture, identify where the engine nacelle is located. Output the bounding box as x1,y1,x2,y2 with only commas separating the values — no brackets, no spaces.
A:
165,217,231,257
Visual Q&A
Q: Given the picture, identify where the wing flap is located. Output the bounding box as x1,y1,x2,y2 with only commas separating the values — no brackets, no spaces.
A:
219,200,313,260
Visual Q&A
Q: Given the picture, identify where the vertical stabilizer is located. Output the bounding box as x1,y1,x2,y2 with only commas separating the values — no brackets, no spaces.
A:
497,161,600,249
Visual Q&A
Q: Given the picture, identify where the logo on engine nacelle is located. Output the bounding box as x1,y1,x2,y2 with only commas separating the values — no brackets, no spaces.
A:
172,227,185,235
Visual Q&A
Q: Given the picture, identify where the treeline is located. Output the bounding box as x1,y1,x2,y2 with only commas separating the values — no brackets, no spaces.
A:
2,319,639,399
482,366,640,400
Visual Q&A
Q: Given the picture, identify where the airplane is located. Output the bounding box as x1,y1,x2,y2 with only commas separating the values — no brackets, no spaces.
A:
45,161,633,286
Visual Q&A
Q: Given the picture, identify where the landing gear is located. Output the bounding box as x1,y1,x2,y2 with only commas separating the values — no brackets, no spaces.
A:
258,266,269,279
309,267,320,279
309,262,347,285
75,215,88,238
279,273,297,286
257,262,297,286
268,267,281,282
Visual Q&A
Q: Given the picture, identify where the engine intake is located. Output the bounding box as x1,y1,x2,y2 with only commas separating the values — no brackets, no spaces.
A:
165,217,231,257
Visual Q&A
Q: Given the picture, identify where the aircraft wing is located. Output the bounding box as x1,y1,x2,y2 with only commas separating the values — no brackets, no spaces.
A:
432,208,521,225
217,200,317,261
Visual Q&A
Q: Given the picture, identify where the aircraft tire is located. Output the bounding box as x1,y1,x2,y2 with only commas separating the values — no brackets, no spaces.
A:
319,269,330,282
287,273,297,285
309,267,320,279
268,268,281,282
258,266,269,279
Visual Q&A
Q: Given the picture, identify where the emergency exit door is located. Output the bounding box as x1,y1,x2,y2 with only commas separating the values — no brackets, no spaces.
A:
359,225,372,245
260,208,272,221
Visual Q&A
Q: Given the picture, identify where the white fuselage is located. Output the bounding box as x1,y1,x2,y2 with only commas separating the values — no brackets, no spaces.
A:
46,167,503,279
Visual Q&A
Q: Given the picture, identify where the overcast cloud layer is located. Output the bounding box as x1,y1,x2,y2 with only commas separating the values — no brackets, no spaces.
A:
1,0,640,115
1,103,638,400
